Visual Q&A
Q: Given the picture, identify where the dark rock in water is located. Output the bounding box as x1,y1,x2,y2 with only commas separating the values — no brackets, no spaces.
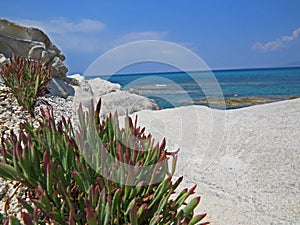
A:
195,96,299,109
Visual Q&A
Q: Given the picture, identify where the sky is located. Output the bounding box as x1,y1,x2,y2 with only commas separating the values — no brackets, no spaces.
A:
2,0,300,74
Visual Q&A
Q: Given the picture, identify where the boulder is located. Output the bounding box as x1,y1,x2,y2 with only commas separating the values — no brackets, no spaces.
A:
89,77,121,96
68,74,94,94
100,91,160,116
69,74,121,99
69,74,159,116
0,18,68,79
47,78,75,98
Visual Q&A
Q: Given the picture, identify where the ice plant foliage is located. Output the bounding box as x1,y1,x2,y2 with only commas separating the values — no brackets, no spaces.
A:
0,54,52,116
0,98,208,224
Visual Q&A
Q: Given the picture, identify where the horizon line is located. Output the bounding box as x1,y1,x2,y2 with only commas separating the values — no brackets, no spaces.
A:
82,65,300,77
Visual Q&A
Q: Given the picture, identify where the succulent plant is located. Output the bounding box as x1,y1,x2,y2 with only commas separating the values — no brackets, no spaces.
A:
0,54,52,116
0,98,209,224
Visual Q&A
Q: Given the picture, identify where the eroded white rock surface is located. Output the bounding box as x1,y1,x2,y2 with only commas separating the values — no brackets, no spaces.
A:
132,98,300,224
69,74,159,116
0,18,68,79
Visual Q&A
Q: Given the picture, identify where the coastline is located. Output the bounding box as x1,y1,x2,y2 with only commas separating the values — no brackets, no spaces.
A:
1,16,299,224
90,65,300,77
0,75,299,224
96,66,300,110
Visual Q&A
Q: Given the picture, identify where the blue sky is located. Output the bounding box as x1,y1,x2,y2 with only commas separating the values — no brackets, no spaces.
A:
2,0,300,74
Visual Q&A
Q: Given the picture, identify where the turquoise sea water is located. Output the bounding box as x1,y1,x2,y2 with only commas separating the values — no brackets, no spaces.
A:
88,67,300,109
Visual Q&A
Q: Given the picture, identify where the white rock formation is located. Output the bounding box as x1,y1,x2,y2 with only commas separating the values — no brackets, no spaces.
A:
132,98,300,224
0,18,159,110
0,18,73,97
47,78,75,98
0,18,68,79
68,74,159,116
100,91,159,115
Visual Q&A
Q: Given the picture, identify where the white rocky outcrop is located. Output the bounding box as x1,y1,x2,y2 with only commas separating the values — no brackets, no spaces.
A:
68,74,159,116
0,18,73,98
100,91,159,115
133,98,300,224
0,18,159,113
0,18,68,79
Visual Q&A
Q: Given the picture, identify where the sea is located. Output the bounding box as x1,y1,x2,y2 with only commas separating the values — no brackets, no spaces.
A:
87,67,300,109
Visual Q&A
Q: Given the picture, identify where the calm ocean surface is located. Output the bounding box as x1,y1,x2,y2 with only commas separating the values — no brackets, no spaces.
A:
88,67,300,109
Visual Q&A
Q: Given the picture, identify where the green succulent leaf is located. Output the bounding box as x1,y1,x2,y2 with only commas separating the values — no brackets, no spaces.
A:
0,163,19,180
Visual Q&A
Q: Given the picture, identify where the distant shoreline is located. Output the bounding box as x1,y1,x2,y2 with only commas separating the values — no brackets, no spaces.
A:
86,66,300,78
84,67,300,110
191,95,300,110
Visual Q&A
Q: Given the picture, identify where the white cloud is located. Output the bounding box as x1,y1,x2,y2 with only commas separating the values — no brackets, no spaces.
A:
54,36,108,52
13,18,107,53
252,27,300,52
16,18,106,34
115,31,168,45
13,18,193,60
14,19,169,54
85,40,209,76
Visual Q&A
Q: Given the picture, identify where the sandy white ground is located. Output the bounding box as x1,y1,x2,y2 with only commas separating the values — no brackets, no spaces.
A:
131,98,300,224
